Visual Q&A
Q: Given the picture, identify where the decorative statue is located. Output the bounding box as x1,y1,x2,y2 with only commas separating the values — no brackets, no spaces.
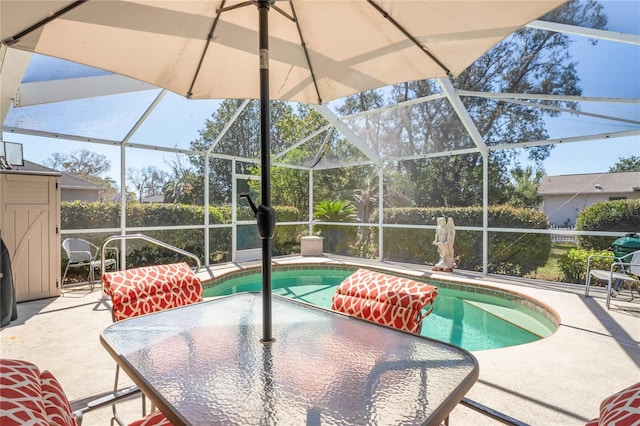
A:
433,217,455,272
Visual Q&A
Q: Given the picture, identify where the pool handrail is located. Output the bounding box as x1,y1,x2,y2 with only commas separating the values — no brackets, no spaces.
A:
100,234,202,277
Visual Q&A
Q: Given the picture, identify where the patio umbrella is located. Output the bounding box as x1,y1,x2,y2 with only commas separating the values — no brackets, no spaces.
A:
1,0,566,342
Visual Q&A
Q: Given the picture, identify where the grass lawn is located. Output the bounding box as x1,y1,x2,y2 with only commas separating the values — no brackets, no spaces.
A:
526,242,575,281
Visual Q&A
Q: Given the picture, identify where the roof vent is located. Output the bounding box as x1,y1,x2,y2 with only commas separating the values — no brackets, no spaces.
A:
594,184,603,190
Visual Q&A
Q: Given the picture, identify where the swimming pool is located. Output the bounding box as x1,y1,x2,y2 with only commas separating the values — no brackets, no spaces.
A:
203,266,558,351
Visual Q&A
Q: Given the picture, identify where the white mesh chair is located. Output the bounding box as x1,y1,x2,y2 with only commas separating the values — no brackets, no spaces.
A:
62,238,117,290
585,249,640,309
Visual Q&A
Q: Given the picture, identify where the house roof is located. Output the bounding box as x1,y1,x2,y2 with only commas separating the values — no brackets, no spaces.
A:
141,194,165,203
538,171,640,195
20,160,106,191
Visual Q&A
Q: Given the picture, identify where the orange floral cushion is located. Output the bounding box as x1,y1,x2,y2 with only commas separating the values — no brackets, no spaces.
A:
103,262,203,322
331,269,437,333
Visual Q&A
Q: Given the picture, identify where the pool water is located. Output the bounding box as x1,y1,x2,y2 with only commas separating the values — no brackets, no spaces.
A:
203,268,557,351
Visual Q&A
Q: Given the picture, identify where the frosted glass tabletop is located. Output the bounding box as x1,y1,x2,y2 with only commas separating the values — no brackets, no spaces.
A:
101,292,478,425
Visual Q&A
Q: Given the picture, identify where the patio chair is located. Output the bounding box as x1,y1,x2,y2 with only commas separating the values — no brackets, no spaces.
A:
102,262,203,426
0,358,170,426
62,238,117,290
584,249,640,310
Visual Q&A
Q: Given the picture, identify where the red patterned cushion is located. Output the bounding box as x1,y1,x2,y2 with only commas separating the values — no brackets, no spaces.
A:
1,359,171,426
585,419,599,426
0,359,49,425
41,370,77,426
127,410,173,426
103,262,203,322
331,269,437,334
598,382,640,426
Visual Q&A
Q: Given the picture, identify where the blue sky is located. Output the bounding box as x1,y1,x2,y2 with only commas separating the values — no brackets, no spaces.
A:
535,0,640,175
3,0,639,183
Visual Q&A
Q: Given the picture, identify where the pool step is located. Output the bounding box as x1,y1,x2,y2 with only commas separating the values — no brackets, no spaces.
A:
462,299,553,338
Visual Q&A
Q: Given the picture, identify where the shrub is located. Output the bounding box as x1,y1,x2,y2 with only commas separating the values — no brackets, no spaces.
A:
558,248,613,284
61,201,120,229
576,200,640,250
60,202,301,267
314,200,358,254
373,205,550,276
272,207,304,256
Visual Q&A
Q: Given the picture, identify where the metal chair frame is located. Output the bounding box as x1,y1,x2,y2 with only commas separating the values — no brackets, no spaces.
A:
62,238,117,290
585,249,640,309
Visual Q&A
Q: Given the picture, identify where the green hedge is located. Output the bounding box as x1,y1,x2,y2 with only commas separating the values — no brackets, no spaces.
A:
62,201,122,229
558,248,613,284
61,202,302,268
372,206,550,276
61,200,231,229
554,200,640,284
576,199,640,250
61,202,550,276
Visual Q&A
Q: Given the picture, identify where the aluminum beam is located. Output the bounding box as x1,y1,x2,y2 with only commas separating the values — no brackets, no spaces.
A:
0,47,30,124
312,104,381,165
527,20,640,46
438,78,488,157
15,74,158,107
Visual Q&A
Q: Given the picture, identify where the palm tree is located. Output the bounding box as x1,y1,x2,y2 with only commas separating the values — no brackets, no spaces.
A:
314,200,357,254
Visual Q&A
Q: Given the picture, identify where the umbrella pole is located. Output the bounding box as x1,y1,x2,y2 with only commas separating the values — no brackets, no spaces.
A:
257,0,275,344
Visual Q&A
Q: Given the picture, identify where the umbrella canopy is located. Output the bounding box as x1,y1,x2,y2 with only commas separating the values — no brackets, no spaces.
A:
2,0,565,104
1,0,566,342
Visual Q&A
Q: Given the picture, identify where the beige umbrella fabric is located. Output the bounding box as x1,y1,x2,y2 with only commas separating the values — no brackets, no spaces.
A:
1,0,566,341
2,0,565,104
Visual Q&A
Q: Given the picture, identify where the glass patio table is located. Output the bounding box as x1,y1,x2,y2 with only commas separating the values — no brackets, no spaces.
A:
101,292,478,425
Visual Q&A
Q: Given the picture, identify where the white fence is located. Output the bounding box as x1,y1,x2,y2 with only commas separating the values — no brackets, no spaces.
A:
549,225,578,244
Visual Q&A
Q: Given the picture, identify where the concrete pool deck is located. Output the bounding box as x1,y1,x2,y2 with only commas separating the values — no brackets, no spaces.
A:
1,255,638,425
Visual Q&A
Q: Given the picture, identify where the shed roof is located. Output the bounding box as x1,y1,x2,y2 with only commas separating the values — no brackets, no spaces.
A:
21,160,106,191
538,171,640,195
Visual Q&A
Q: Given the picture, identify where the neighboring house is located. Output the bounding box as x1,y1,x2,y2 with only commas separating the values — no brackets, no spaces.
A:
538,171,640,226
141,194,165,203
20,160,106,202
